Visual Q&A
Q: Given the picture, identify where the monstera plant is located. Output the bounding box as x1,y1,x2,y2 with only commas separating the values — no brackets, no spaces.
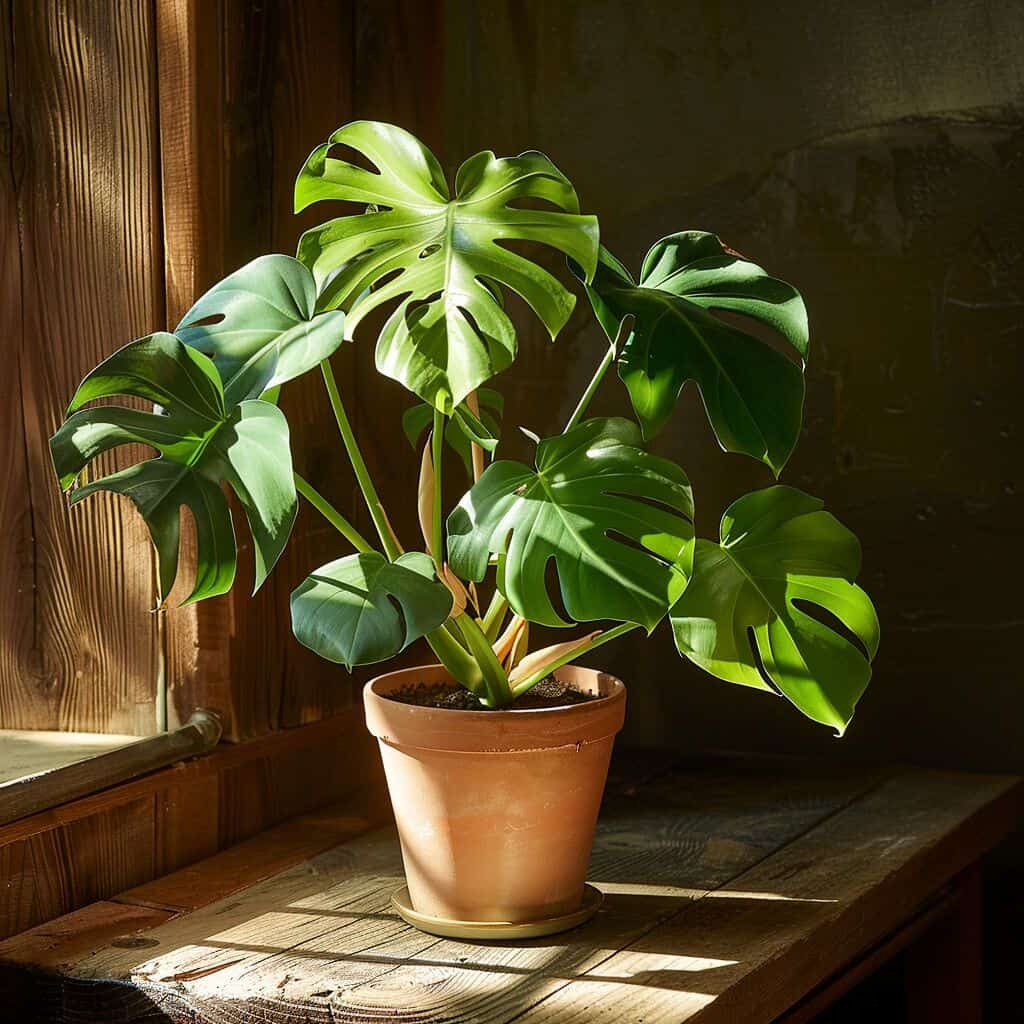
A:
52,119,880,935
51,119,878,738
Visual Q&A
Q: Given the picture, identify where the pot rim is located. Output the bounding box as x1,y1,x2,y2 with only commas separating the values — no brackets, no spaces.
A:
363,662,626,753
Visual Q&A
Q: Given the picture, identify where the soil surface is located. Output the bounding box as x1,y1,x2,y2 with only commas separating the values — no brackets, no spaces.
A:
386,676,599,711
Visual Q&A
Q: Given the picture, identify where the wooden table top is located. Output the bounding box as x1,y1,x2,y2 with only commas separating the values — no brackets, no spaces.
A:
1,754,1019,1023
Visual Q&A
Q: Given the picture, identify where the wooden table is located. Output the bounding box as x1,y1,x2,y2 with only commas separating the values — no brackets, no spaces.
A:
1,755,1019,1023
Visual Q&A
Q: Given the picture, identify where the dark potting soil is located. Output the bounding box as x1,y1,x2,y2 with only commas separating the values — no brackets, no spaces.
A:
386,676,599,711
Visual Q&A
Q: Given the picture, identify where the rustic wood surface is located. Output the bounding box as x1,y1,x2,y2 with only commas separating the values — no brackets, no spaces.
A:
0,707,384,940
157,0,445,740
0,732,142,787
0,0,447,741
0,0,164,734
155,0,235,736
0,711,220,827
1,756,1017,1023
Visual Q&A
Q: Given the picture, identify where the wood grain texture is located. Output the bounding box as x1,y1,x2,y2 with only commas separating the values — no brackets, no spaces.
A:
0,711,220,827
161,0,446,738
0,0,164,734
8,760,1013,1024
0,707,384,940
0,796,157,941
0,0,449,740
0,730,142,786
0,900,172,970
517,771,1021,1023
217,0,360,736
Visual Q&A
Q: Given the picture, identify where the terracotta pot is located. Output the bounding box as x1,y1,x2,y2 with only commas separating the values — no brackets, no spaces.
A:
363,663,626,925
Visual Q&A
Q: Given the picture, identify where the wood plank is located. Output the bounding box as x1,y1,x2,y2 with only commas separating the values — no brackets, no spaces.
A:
0,797,157,941
3,760,1019,1023
53,759,886,1021
155,0,240,739
0,710,220,827
0,708,385,939
0,708,370,848
0,0,164,735
904,866,983,1024
777,879,962,1024
264,0,361,731
514,770,1022,1023
0,731,141,786
0,798,384,999
0,901,172,971
117,798,385,915
159,0,362,739
312,759,890,1021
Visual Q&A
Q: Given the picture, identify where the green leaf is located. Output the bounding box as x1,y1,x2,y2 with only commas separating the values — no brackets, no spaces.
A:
50,333,297,604
579,233,808,474
402,388,504,475
670,486,879,735
447,417,694,631
290,551,453,669
295,120,599,411
176,255,346,405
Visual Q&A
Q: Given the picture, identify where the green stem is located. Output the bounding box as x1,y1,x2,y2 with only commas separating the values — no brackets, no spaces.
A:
480,590,509,643
454,613,514,707
510,622,641,698
431,407,445,567
293,472,373,554
320,359,401,561
563,317,630,433
425,626,488,699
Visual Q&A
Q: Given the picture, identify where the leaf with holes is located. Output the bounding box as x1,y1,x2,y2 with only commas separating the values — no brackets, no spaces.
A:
290,551,453,669
670,486,879,734
447,417,694,630
176,254,346,405
50,333,297,604
294,120,599,411
402,388,504,476
577,233,808,474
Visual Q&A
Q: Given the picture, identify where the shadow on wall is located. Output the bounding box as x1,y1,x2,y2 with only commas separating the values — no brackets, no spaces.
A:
442,0,1024,772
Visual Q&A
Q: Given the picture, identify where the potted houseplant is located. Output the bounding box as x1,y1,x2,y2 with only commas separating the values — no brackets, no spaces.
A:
50,120,879,939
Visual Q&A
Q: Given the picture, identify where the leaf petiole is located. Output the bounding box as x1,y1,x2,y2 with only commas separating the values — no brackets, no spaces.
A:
293,472,374,554
320,358,401,561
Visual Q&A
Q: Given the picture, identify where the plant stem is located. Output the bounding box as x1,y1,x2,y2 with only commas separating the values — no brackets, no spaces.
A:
510,622,641,698
563,317,630,433
293,472,373,554
320,358,401,561
480,590,509,642
431,407,445,567
454,613,514,707
465,390,486,482
425,625,488,699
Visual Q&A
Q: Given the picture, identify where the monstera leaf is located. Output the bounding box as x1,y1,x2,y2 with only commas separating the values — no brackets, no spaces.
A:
670,486,879,734
579,233,808,474
402,388,503,475
447,417,694,630
50,333,297,604
290,551,452,669
176,255,346,405
294,120,599,411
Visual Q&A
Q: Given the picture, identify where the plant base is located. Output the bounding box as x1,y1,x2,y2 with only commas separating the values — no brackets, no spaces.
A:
390,883,604,940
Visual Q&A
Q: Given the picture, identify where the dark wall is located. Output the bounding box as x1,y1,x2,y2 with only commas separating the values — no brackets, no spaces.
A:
441,0,1024,770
